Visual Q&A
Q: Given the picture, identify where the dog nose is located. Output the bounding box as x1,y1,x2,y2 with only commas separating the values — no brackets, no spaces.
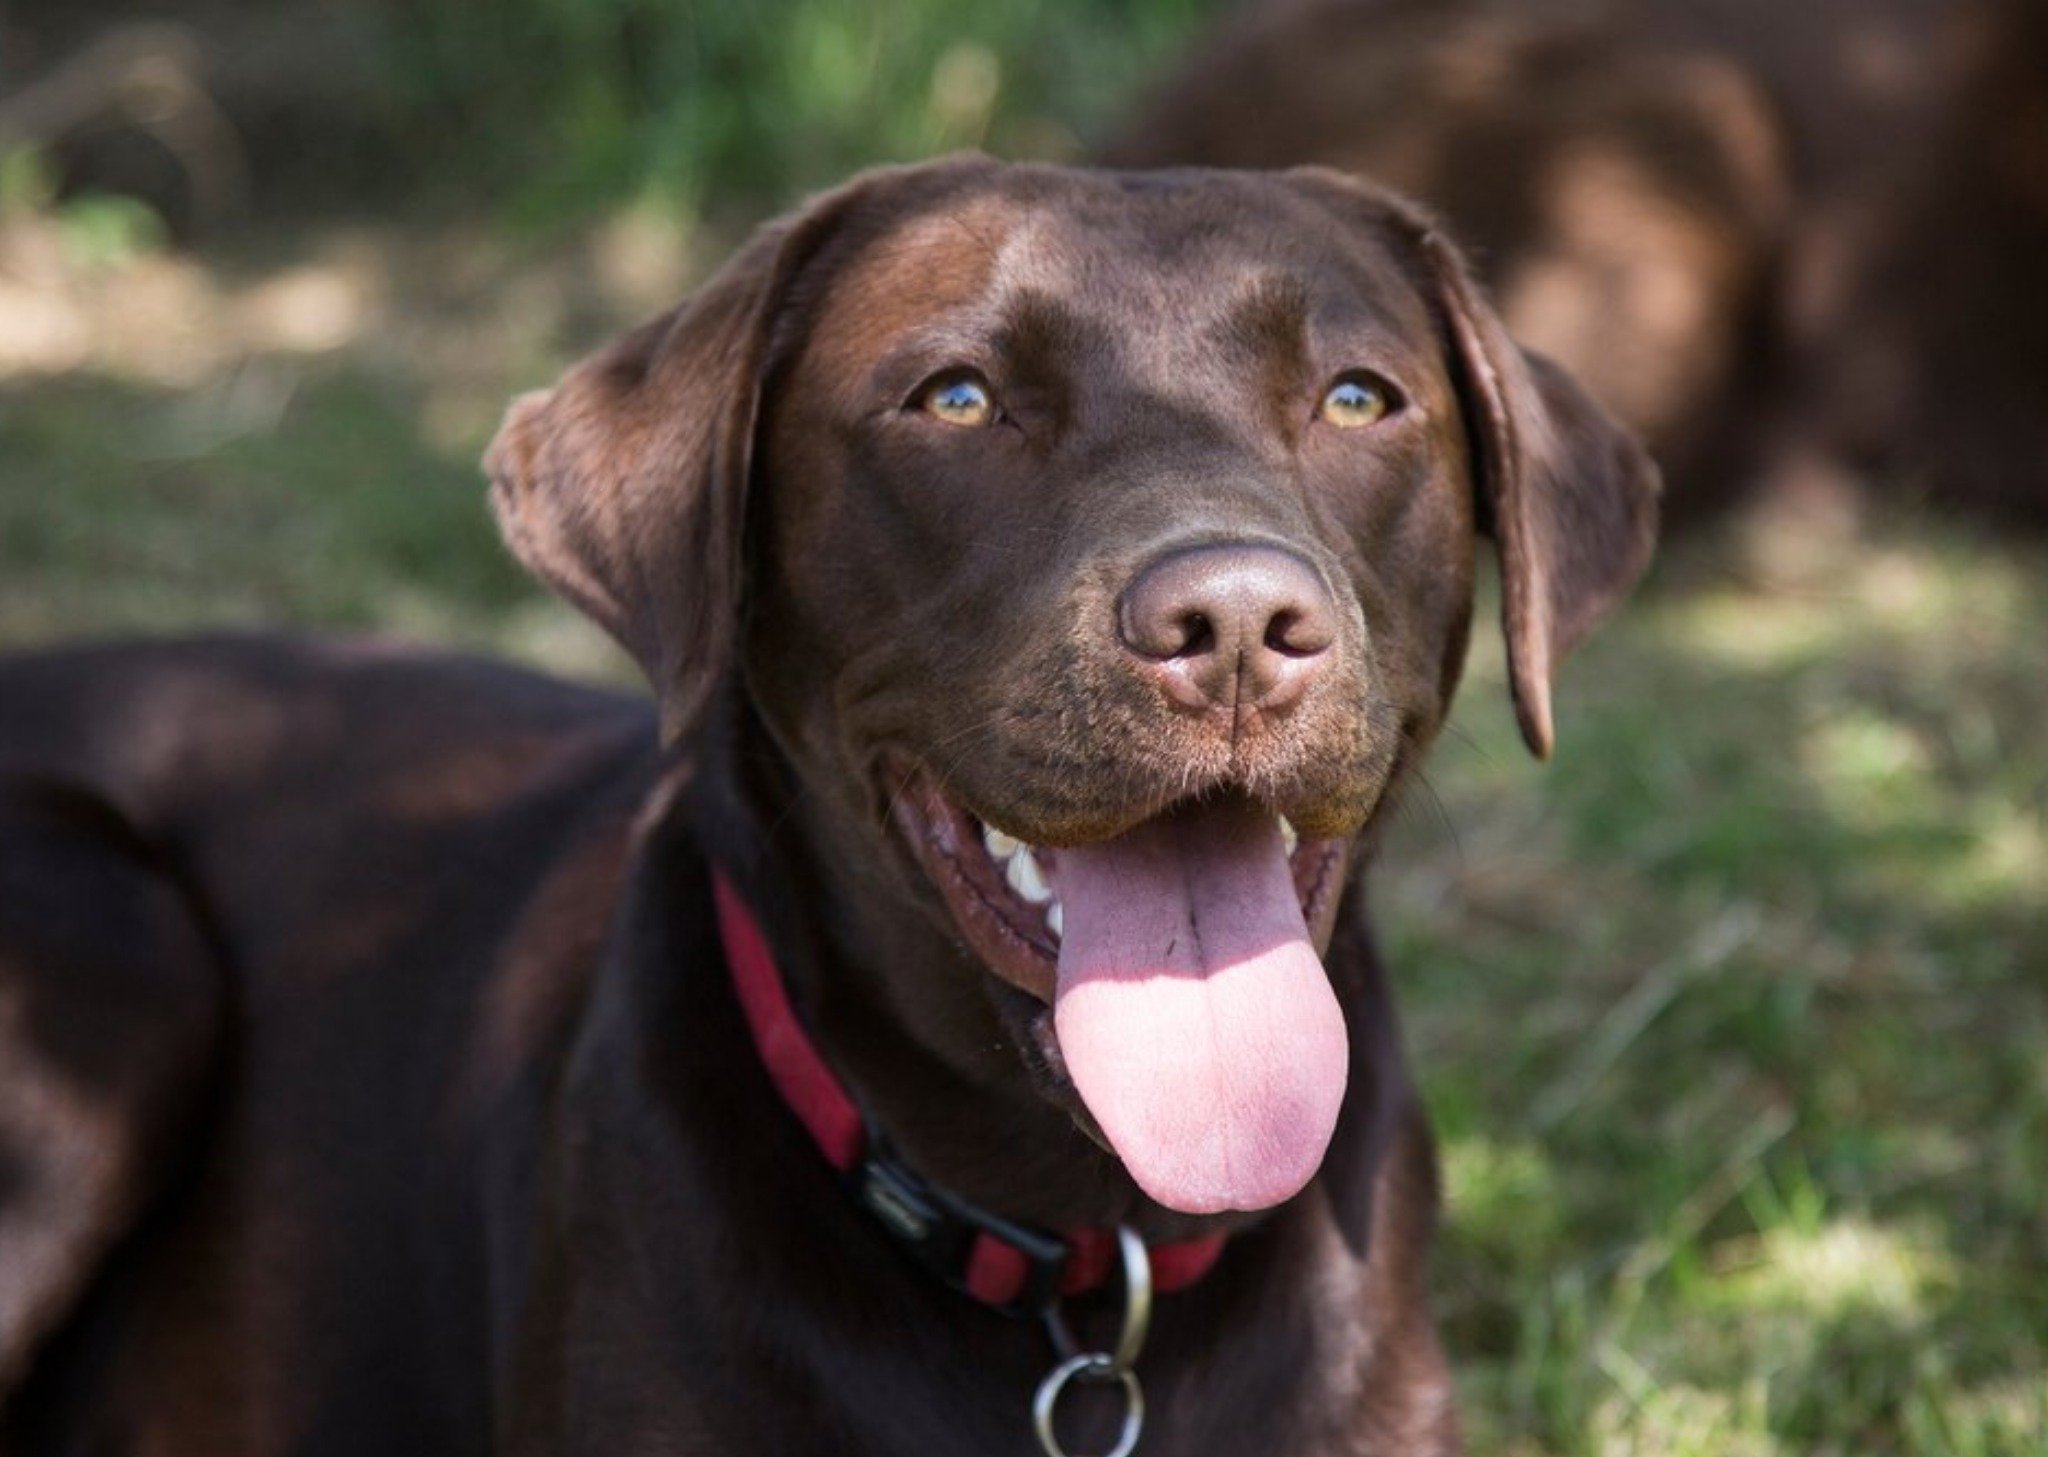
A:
1118,544,1337,715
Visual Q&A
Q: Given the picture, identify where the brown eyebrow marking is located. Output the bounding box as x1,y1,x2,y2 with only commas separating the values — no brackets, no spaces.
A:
994,289,1096,378
1204,274,1316,437
1214,274,1312,381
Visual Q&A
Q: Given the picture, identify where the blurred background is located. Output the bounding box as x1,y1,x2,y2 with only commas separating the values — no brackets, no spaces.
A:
1,2,2042,1452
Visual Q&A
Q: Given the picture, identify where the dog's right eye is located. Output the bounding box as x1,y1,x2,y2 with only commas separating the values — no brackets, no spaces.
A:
910,372,997,428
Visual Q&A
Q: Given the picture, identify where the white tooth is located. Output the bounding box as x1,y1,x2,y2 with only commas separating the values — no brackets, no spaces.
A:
1006,847,1052,904
1280,817,1299,854
1046,900,1064,938
984,825,1021,861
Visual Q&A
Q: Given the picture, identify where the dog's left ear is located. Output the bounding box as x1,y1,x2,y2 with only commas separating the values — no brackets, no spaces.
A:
1288,169,1660,758
1416,227,1662,758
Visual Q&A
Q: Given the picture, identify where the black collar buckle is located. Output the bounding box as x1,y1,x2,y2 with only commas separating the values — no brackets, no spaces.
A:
848,1145,1070,1317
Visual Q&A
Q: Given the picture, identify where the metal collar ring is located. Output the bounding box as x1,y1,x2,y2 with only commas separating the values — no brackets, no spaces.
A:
1032,1353,1145,1457
1043,1225,1153,1372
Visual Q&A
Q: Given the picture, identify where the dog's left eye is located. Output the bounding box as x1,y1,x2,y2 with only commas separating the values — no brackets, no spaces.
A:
911,372,997,428
1318,373,1399,429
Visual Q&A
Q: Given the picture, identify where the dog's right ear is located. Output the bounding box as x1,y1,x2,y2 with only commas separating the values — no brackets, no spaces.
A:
485,166,950,745
485,226,785,744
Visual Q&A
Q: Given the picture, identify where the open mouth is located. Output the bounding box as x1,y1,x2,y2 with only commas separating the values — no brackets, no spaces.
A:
888,772,1351,1005
888,767,1356,1216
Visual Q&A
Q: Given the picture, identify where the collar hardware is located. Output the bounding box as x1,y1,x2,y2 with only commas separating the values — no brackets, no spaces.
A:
1034,1226,1151,1457
850,1144,1073,1317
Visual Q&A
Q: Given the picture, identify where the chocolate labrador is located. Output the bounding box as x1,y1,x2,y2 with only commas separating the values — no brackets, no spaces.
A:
0,156,1655,1455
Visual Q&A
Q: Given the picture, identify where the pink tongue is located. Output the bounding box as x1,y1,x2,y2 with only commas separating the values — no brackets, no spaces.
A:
1052,799,1348,1214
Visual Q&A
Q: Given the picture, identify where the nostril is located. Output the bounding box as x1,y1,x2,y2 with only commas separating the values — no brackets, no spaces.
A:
1120,595,1222,662
1264,609,1311,658
1265,606,1334,658
1175,612,1216,659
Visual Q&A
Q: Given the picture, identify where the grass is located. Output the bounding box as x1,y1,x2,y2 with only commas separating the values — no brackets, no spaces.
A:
0,366,641,686
4,2,2046,1445
1379,521,2048,1455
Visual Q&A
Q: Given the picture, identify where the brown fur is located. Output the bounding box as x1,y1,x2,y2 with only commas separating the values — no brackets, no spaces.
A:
0,158,1654,1454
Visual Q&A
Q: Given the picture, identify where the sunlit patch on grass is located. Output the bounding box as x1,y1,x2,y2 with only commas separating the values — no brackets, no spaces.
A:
1442,1136,1565,1264
1905,1375,2048,1456
1804,711,1935,813
233,264,376,355
1660,524,2043,679
1591,1370,1782,1457
1921,803,2048,918
1666,590,1840,671
1707,1218,1953,1321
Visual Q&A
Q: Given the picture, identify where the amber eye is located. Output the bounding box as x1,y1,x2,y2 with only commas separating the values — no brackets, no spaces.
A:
914,373,996,427
1318,373,1396,429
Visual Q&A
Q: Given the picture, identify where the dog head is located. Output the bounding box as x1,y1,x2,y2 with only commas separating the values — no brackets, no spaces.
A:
487,157,1656,1219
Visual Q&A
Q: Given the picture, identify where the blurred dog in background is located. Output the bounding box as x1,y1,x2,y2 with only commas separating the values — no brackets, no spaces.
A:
1108,0,2048,526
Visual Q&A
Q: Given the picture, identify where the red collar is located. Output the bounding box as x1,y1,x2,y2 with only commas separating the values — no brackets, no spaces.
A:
711,869,1225,1311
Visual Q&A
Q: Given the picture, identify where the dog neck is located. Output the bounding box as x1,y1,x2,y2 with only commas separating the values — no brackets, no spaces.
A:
682,689,1409,1247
